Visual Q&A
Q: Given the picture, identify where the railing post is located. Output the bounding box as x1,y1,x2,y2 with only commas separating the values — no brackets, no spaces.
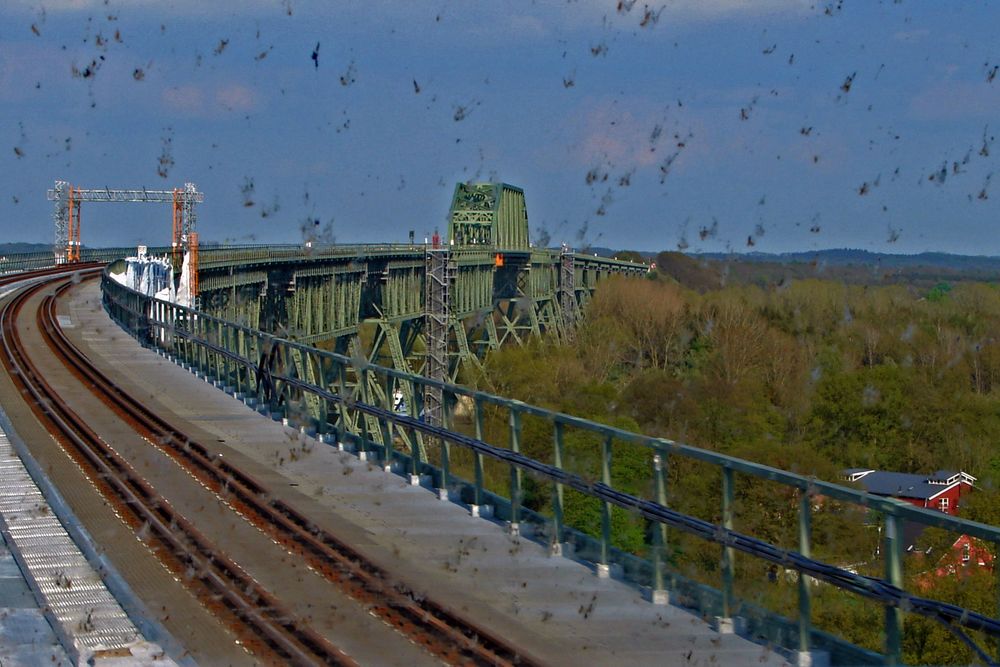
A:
236,329,246,395
409,378,426,474
382,374,395,473
335,362,348,449
996,541,1000,665
357,366,372,461
550,421,565,555
720,465,735,633
471,398,487,517
313,354,329,437
437,390,452,500
187,312,195,367
196,314,205,374
276,346,288,422
223,322,232,387
799,487,813,662
181,310,189,366
598,434,613,578
651,451,669,604
207,319,215,381
411,378,423,482
508,408,522,535
207,319,214,379
217,322,224,382
883,513,903,665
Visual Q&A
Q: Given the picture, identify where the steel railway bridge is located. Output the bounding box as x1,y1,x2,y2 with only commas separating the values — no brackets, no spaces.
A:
1,181,998,665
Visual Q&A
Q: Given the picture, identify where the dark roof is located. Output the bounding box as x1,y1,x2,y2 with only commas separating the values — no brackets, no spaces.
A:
846,470,975,501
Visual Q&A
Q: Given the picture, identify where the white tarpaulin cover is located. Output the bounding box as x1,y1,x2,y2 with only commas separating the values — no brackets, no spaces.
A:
110,251,176,302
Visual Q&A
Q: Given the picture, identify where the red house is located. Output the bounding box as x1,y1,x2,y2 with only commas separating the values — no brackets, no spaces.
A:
843,469,976,515
914,534,994,590
844,469,992,586
934,534,994,575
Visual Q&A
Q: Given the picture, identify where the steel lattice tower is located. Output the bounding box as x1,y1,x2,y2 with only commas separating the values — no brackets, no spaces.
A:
560,246,578,340
424,248,454,426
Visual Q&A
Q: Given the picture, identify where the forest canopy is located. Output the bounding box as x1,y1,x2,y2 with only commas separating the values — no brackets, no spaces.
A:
485,269,1000,497
469,261,1000,663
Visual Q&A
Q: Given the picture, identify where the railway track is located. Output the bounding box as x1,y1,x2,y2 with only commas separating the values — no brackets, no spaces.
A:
1,267,355,665
1,266,536,666
0,262,103,288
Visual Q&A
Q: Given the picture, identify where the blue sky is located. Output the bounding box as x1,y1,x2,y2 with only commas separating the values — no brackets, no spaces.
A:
1,0,998,254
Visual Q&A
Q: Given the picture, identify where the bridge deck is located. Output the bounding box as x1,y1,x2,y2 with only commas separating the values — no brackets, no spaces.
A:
66,280,788,666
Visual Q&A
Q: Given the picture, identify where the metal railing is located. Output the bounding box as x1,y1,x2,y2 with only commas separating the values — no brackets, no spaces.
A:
1,243,646,287
0,243,297,275
0,246,170,274
194,243,648,273
101,271,1000,666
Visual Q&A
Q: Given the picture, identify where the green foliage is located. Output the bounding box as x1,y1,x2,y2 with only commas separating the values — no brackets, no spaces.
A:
805,365,928,470
959,491,1000,529
478,273,1000,660
612,250,647,264
562,494,647,554
903,569,997,665
926,281,952,302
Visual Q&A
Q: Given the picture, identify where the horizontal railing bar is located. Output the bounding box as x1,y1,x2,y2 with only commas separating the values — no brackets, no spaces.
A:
134,290,1000,542
103,270,1000,661
247,368,1000,641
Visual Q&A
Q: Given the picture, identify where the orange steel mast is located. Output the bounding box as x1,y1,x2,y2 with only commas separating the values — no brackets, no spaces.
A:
66,186,81,262
171,188,183,266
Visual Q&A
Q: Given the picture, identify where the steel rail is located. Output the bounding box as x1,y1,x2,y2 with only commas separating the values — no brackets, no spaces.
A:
0,262,104,287
0,271,357,667
43,275,537,667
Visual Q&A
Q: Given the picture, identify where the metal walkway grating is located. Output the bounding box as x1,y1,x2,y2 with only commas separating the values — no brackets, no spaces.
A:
0,429,176,663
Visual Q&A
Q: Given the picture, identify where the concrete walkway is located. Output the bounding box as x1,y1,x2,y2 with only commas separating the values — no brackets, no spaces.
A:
67,280,790,666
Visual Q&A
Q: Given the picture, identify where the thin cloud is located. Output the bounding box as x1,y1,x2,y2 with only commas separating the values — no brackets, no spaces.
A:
893,28,931,42
162,82,260,116
566,96,708,179
216,84,258,112
162,85,205,114
650,0,813,19
5,0,280,15
8,0,815,24
579,0,814,23
910,80,1000,121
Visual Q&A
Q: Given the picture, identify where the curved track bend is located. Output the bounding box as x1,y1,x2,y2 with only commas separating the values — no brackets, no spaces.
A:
0,267,536,666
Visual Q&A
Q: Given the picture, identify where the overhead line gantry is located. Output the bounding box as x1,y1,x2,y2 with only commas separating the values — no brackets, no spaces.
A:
47,180,204,265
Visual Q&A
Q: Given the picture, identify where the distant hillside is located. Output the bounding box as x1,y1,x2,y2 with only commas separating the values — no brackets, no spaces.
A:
585,246,1000,272
697,249,1000,272
0,243,52,255
651,252,724,291
576,246,1000,290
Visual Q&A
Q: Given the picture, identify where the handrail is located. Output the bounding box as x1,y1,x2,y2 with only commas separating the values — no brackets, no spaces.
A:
96,280,1000,538
100,268,1000,666
0,244,646,282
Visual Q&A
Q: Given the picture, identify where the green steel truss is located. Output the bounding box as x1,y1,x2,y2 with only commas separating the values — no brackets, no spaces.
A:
191,184,646,389
195,245,643,382
448,182,529,250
